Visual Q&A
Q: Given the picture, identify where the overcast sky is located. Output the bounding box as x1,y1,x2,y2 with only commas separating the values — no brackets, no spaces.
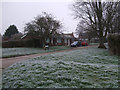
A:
1,0,79,35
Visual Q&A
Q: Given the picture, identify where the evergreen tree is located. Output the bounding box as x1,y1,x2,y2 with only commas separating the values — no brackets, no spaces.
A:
4,25,19,38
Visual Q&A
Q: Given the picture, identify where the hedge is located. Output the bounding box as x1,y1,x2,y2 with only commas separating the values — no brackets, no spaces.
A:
108,33,120,56
2,40,35,48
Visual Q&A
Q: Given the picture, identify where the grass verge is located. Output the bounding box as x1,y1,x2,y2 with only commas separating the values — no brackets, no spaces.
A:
2,46,72,58
2,47,119,88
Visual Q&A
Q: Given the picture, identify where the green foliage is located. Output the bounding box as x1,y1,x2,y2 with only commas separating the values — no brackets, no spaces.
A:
108,34,120,56
4,25,19,38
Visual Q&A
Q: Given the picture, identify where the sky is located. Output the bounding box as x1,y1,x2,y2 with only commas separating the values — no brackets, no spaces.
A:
1,0,79,35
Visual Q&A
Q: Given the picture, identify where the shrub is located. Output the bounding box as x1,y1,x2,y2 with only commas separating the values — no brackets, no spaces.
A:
108,33,120,56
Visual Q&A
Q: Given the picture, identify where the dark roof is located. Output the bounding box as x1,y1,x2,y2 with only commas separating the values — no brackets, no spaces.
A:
21,32,75,40
52,33,75,39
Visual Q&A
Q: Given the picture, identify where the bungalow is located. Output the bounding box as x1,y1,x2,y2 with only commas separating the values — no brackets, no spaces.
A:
46,33,75,46
21,32,75,46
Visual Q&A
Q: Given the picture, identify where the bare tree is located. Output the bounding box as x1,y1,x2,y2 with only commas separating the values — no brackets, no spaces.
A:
72,0,119,48
111,2,120,33
76,22,97,42
24,12,62,47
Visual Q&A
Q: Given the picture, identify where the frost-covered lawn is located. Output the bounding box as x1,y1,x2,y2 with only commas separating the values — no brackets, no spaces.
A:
2,47,119,88
2,46,71,58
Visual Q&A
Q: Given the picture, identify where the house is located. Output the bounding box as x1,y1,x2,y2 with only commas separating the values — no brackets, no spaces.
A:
78,32,99,43
78,32,88,41
21,32,75,46
2,36,9,41
46,33,75,46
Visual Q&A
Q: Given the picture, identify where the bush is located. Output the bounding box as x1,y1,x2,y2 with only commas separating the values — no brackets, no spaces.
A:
108,33,120,56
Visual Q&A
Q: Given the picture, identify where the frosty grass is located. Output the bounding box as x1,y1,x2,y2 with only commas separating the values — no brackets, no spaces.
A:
2,47,119,88
2,46,71,58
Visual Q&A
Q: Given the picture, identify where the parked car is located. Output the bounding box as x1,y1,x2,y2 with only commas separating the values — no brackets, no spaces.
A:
81,41,88,46
71,41,81,47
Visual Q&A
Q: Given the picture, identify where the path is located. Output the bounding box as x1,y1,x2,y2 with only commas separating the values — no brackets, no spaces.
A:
2,45,97,70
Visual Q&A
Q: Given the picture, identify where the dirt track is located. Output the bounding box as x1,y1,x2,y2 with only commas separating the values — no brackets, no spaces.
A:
2,45,97,70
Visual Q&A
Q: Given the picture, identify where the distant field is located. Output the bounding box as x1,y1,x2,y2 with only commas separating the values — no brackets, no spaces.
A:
2,46,72,58
2,47,119,88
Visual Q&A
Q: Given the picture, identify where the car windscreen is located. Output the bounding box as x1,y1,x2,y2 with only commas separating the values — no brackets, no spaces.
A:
72,41,78,45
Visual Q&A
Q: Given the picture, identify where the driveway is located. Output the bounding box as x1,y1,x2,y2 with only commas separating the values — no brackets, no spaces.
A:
2,45,97,70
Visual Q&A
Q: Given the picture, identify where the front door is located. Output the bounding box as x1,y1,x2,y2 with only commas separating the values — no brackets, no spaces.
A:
53,38,57,45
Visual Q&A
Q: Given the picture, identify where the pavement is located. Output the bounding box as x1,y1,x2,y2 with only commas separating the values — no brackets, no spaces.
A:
2,45,97,70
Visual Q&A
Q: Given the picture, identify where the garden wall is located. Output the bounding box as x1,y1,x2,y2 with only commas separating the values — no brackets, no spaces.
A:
108,33,120,56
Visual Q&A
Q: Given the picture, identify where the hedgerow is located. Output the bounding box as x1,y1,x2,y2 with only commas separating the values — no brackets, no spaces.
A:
108,33,120,56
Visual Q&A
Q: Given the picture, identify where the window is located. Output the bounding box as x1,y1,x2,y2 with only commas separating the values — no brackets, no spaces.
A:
46,38,49,43
57,38,61,43
65,38,67,43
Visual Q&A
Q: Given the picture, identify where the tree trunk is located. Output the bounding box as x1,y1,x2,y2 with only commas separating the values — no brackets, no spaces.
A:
98,37,107,49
